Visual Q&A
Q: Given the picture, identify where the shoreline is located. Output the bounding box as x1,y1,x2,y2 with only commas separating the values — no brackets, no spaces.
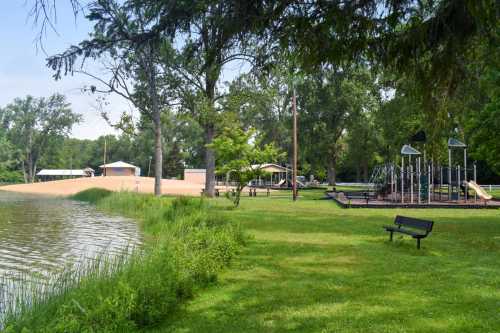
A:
0,176,208,197
2,189,244,331
0,176,273,198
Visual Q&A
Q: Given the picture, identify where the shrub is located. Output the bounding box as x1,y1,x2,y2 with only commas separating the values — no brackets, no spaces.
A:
71,188,113,203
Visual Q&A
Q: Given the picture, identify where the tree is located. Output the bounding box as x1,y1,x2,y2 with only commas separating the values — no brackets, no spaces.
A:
221,69,293,163
3,94,81,183
344,111,380,182
47,0,171,196
209,126,282,207
156,0,290,197
296,66,379,185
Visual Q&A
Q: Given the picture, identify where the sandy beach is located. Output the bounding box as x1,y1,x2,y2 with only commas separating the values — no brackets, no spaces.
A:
0,176,216,197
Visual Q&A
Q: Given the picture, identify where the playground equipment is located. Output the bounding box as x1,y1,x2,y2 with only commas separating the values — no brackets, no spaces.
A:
466,181,493,200
369,138,492,205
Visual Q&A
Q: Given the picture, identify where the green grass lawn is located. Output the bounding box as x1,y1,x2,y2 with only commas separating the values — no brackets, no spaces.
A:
152,190,500,333
487,189,500,199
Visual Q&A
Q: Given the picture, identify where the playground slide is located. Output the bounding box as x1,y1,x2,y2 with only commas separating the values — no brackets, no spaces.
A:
466,181,493,200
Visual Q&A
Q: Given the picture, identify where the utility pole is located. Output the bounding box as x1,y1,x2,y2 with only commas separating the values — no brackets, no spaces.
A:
292,87,298,201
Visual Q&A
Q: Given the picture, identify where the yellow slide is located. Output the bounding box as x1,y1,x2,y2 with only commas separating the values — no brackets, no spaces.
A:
466,181,493,200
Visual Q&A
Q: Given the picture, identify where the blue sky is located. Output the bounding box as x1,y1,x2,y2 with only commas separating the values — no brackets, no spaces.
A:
0,1,125,139
0,1,250,140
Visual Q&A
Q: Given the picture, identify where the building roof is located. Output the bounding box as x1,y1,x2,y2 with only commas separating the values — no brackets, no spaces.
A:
250,163,290,172
99,161,138,169
37,169,88,176
184,169,206,173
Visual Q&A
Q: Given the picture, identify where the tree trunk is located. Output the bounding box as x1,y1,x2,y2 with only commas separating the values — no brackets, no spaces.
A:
356,165,361,183
203,69,217,197
145,48,162,196
153,110,162,196
22,160,27,184
27,153,34,183
327,154,337,186
204,123,216,197
362,160,369,183
32,161,37,183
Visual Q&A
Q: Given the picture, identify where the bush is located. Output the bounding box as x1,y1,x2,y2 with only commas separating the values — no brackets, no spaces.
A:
71,188,113,203
0,169,24,184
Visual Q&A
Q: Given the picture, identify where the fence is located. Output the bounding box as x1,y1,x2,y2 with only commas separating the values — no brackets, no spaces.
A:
481,185,500,191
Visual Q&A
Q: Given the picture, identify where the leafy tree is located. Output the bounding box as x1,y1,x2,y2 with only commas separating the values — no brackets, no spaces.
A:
209,127,282,207
0,135,22,183
3,94,81,183
156,0,290,197
296,66,379,185
344,111,380,182
48,0,170,195
221,69,293,162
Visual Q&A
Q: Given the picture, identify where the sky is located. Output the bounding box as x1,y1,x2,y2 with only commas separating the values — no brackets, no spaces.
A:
0,2,252,140
0,1,128,139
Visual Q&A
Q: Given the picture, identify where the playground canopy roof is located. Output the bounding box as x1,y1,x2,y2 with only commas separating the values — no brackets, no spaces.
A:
401,145,421,155
448,138,467,148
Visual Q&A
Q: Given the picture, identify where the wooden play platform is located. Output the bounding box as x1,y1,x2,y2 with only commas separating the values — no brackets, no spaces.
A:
326,191,500,209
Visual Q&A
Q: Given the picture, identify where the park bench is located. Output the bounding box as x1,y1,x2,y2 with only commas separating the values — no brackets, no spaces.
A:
383,215,434,249
343,191,376,204
201,188,220,197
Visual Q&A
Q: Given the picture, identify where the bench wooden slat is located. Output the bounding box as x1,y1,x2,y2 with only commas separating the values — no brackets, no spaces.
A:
395,215,433,232
384,215,434,249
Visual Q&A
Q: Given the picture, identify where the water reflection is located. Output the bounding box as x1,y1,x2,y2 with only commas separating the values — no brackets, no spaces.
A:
0,191,141,315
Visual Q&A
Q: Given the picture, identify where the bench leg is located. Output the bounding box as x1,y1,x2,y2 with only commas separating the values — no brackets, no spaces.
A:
389,231,393,242
417,238,421,250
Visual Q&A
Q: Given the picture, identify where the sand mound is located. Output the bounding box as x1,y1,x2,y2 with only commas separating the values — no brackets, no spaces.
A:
0,176,208,197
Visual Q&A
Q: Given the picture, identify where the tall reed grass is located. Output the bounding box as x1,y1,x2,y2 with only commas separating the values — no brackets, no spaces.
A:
2,189,245,332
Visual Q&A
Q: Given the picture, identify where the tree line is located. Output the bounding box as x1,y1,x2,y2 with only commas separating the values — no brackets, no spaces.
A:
5,0,497,190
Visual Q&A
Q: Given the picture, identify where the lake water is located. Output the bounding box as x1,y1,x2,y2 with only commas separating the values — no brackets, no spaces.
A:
0,191,141,317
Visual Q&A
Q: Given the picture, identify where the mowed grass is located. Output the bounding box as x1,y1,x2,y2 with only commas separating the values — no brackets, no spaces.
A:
152,189,500,333
487,189,500,199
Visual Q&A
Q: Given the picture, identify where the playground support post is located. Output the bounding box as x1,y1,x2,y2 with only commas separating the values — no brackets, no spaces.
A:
448,148,452,200
431,159,434,199
401,157,404,203
390,165,395,202
410,164,414,204
464,148,467,182
464,148,468,202
418,157,421,204
440,166,443,201
473,162,477,202
457,165,461,202
428,164,431,204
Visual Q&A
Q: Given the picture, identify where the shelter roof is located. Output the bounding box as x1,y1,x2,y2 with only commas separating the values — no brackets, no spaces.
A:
401,144,421,155
99,161,137,169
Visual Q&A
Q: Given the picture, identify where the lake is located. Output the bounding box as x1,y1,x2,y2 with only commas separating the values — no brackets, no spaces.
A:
0,191,141,317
